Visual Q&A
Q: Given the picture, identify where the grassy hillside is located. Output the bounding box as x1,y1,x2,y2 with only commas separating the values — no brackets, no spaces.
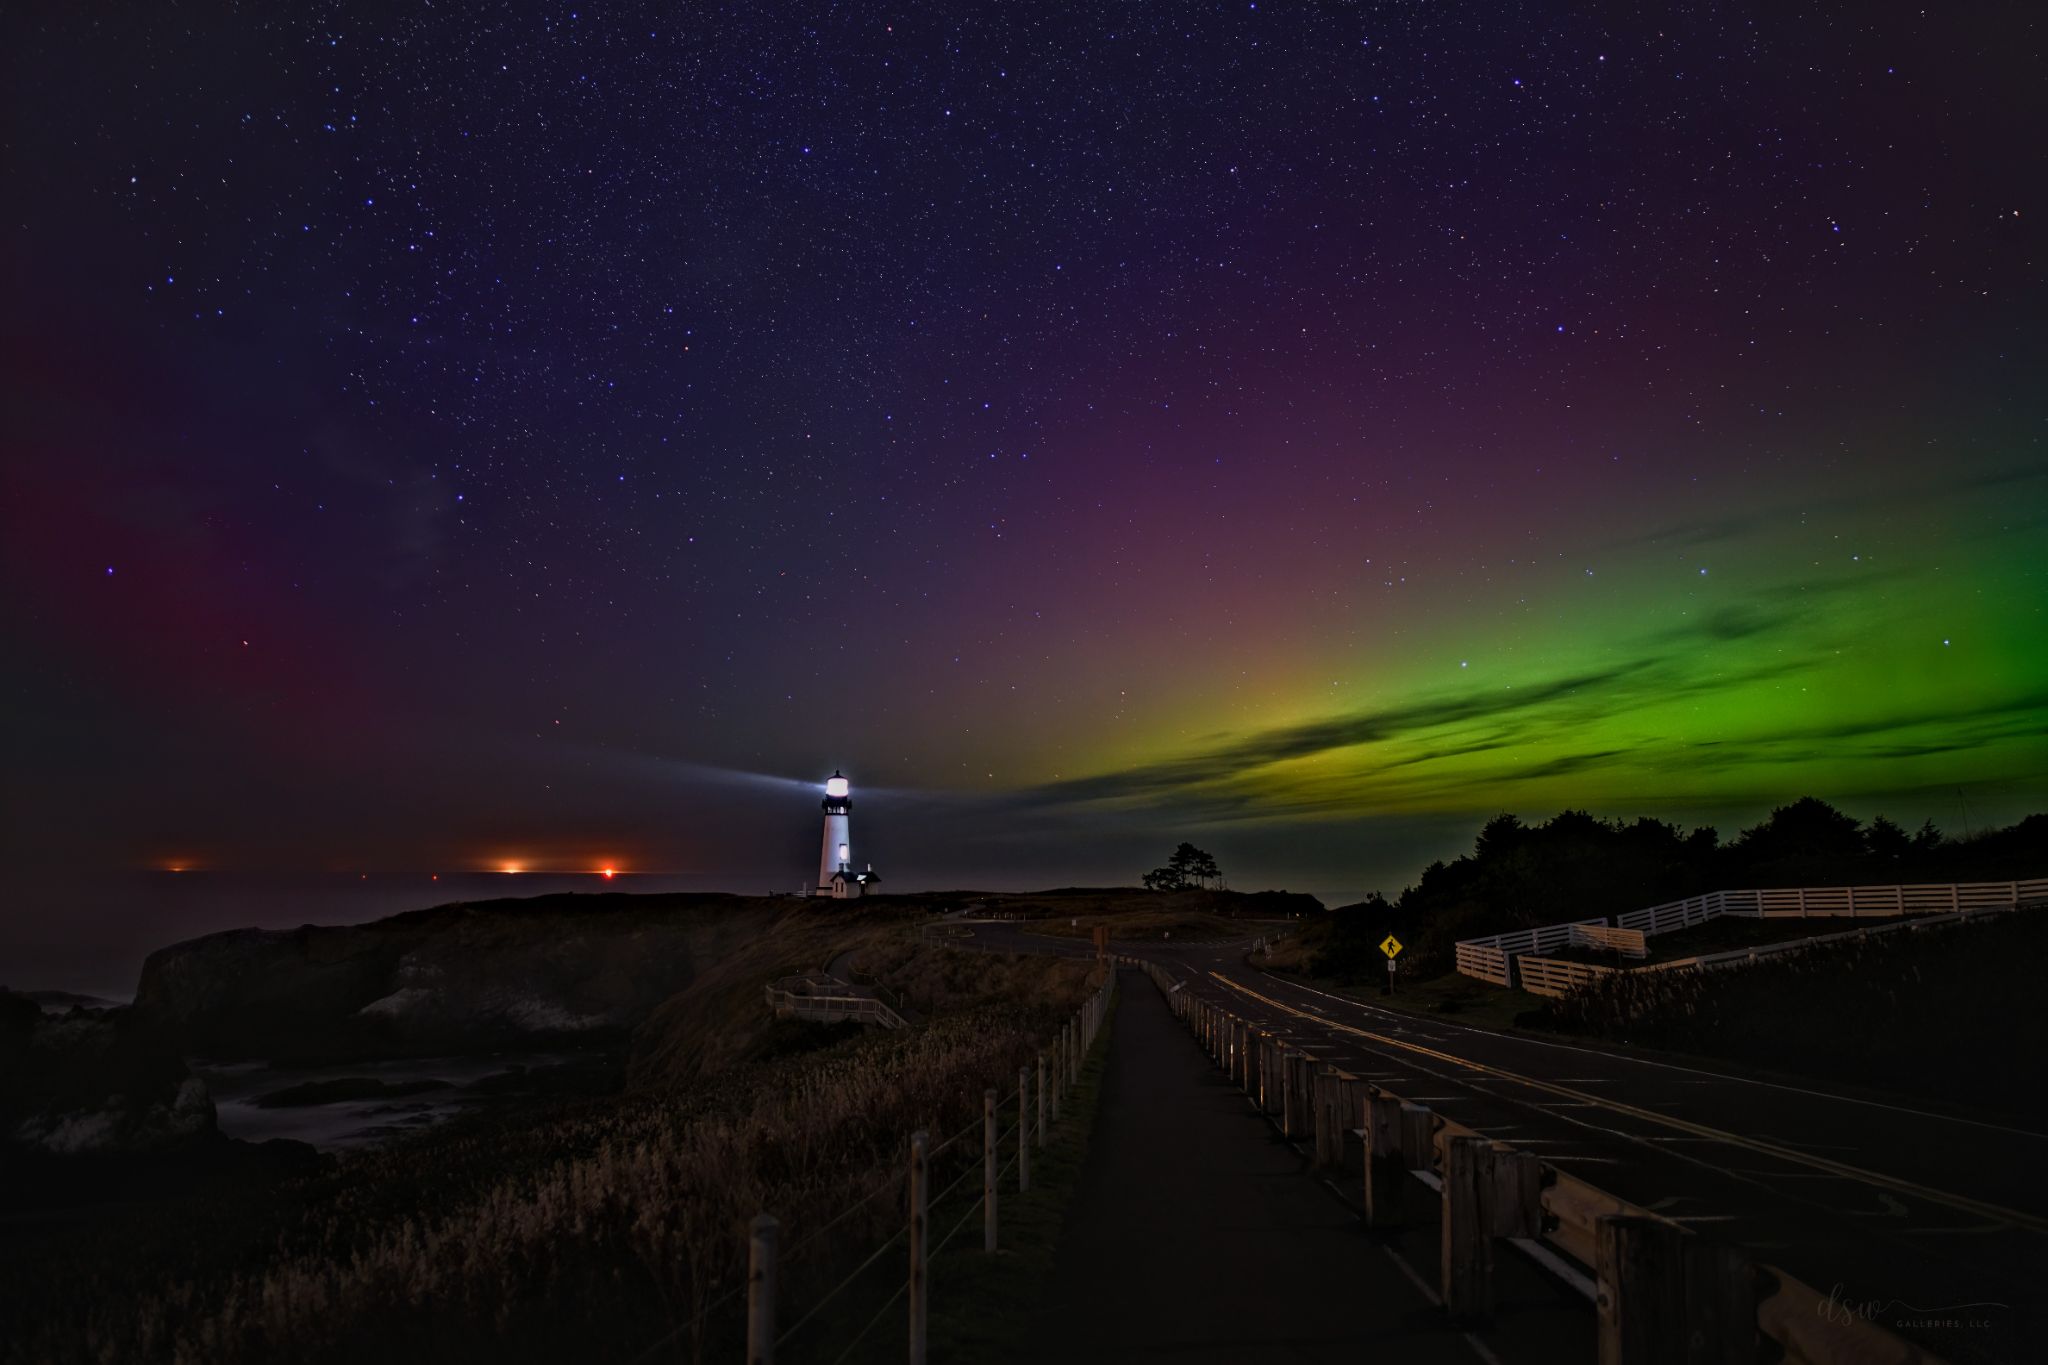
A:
4,933,1102,1365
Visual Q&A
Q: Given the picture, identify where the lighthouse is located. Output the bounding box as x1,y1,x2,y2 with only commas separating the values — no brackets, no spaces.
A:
813,771,880,898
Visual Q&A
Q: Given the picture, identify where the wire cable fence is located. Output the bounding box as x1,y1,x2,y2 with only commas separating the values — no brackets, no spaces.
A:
619,965,1120,1365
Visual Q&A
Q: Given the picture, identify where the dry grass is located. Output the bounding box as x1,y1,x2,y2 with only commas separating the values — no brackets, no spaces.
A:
859,937,1100,1015
6,942,1102,1365
628,916,901,1087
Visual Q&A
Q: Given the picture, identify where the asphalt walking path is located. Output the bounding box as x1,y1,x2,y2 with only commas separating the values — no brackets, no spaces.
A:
972,922,2040,1364
1026,967,1493,1364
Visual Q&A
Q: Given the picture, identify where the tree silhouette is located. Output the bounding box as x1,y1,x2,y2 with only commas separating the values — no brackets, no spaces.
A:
1866,815,1912,862
1144,842,1222,891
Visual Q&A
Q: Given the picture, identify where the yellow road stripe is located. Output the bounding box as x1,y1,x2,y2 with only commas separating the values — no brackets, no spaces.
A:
1205,971,2048,1237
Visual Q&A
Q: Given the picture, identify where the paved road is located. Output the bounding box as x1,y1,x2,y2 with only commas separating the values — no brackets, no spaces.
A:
961,923,2044,1364
1030,966,1581,1364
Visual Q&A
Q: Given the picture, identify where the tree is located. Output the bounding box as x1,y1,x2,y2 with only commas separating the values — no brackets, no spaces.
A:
1144,842,1222,891
1866,815,1912,862
1728,797,1865,865
1472,813,1526,862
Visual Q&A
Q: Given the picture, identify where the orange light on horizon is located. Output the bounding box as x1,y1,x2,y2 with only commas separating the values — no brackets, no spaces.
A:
600,867,617,879
501,862,525,874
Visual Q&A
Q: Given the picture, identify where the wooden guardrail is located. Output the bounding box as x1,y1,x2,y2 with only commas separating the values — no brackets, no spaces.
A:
1161,978,1950,1365
1456,876,2048,989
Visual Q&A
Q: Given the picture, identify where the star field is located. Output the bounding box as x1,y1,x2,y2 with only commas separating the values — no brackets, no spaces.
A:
2,2,2042,913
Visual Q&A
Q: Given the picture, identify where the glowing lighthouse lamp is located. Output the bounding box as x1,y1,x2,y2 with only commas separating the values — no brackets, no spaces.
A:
813,770,881,899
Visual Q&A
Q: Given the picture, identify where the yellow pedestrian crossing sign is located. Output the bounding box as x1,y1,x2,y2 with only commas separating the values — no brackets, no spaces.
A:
1379,935,1403,959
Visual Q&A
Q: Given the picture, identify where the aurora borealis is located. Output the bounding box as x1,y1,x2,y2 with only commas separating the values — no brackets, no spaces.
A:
2,2,2043,981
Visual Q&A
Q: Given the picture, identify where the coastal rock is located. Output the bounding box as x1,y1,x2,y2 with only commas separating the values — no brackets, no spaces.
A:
0,993,218,1153
131,893,778,1062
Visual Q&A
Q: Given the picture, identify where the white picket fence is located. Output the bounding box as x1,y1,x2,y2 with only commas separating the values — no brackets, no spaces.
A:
1454,876,2048,995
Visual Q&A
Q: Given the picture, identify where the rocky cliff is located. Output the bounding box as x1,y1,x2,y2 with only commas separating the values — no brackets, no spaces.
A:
2,992,215,1153
132,893,793,1062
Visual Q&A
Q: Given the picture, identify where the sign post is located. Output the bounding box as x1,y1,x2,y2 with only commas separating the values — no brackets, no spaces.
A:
1379,934,1403,995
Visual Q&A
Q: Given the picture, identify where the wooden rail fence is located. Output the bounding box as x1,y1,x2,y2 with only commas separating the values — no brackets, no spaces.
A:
763,976,910,1028
671,968,1117,1364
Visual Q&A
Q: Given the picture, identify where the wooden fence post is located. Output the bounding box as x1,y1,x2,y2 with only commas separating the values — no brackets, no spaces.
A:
1364,1092,1405,1227
1399,1103,1434,1174
909,1131,928,1365
1595,1216,1756,1365
746,1212,778,1365
1442,1136,1496,1322
1686,1236,1758,1365
1324,1071,1344,1169
1037,1055,1047,1146
1312,1069,1335,1168
983,1089,998,1253
1490,1145,1543,1238
1018,1067,1031,1193
1597,1216,1676,1365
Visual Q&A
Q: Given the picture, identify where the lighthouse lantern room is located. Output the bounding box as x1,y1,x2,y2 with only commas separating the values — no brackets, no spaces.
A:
813,770,880,898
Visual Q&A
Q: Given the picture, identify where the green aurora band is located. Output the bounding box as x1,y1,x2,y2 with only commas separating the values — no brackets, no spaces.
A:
1041,473,2046,827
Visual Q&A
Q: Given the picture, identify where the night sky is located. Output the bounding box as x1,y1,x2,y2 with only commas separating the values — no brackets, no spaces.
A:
4,3,2044,981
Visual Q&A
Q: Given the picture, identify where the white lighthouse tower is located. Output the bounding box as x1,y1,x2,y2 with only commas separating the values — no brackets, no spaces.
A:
812,771,879,898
